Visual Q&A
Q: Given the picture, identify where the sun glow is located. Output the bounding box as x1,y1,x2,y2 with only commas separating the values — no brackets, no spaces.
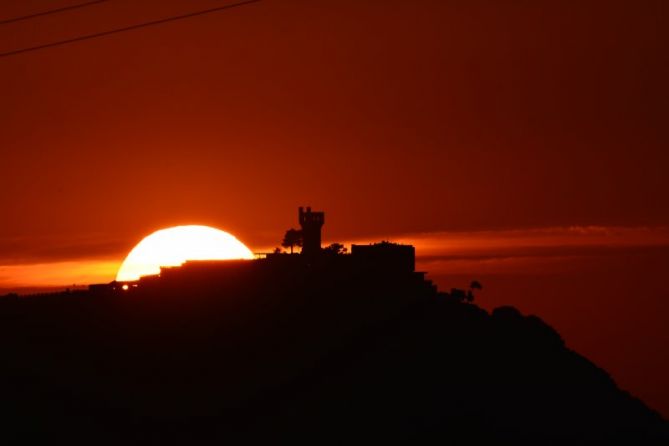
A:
115,225,254,282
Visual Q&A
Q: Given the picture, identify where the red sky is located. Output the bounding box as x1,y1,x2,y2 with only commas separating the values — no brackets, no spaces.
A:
1,0,668,415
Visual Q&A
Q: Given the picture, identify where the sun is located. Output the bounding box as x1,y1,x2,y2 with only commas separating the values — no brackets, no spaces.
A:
116,225,254,282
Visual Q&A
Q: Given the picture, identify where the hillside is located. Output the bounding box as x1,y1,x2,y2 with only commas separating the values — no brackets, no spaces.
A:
0,278,667,444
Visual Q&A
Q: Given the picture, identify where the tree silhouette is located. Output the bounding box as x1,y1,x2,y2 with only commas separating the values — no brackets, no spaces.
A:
282,229,303,254
324,242,347,254
464,280,483,303
449,288,467,302
447,280,482,303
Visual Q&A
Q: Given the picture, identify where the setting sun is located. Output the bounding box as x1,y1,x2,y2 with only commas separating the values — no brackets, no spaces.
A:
116,226,254,282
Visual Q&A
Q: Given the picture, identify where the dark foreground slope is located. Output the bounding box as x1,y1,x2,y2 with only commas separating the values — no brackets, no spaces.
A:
0,278,667,444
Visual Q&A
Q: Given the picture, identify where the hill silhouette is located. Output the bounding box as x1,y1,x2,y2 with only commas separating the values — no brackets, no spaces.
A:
2,208,667,443
1,265,667,444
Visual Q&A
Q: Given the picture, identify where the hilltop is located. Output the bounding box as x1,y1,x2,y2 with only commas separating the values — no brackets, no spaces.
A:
0,269,667,444
1,207,667,443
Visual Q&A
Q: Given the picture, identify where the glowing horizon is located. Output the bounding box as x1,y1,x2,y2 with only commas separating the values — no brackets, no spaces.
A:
3,224,669,293
115,225,254,282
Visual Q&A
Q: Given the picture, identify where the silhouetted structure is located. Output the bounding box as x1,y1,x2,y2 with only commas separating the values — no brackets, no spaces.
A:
134,208,435,300
351,241,415,273
298,206,324,257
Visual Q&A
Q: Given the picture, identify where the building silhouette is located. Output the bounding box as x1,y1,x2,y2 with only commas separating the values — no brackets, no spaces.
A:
91,207,435,298
298,206,324,257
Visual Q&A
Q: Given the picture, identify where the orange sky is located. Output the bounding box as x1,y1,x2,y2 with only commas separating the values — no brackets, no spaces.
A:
2,225,668,290
1,0,668,416
0,0,669,278
1,0,668,252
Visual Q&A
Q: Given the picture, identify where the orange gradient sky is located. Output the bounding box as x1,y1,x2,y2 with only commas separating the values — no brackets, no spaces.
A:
2,224,668,289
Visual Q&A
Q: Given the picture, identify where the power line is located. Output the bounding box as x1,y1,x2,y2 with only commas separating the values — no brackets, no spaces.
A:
0,0,263,59
0,0,112,26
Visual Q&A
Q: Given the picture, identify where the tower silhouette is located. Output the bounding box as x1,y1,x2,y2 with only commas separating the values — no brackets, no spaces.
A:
299,206,324,257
